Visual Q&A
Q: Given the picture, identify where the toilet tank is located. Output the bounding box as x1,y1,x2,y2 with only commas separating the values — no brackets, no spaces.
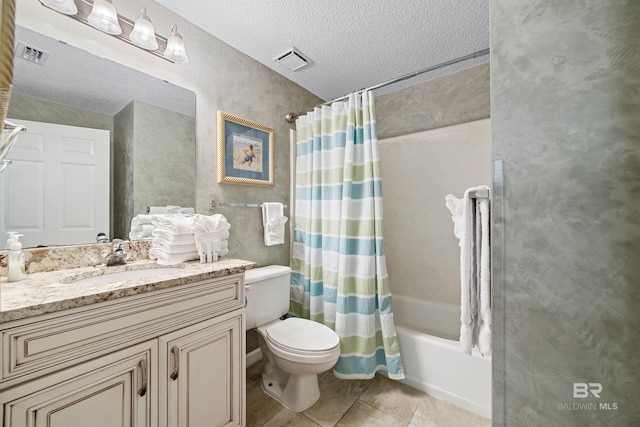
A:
244,265,291,329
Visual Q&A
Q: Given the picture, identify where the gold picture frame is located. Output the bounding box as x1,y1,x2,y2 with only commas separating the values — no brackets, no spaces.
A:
217,111,274,187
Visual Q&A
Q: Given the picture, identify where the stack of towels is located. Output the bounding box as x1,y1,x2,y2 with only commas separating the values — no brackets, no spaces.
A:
129,206,195,240
149,213,230,265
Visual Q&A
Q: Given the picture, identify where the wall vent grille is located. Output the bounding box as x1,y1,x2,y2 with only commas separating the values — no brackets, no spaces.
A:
274,47,312,71
15,41,50,65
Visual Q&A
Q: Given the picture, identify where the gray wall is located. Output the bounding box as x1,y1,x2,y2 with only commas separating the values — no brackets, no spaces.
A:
113,102,135,240
113,100,196,240
375,63,490,139
491,1,640,425
133,101,196,221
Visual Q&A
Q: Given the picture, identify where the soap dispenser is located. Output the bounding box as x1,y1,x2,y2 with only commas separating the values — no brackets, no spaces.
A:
7,233,25,282
5,231,19,249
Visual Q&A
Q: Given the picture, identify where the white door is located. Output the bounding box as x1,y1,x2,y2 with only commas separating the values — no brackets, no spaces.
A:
0,119,109,248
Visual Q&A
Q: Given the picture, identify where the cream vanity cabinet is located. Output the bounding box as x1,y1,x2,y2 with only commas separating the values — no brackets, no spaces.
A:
0,272,246,427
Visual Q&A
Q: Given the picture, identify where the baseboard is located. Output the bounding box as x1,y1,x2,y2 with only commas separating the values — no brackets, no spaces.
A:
246,348,262,367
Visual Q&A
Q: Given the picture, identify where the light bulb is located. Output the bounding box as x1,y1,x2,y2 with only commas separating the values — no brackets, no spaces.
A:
39,0,78,15
129,8,158,50
87,0,122,35
163,25,189,64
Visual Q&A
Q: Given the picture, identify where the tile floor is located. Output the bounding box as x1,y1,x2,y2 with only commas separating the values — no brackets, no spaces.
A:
246,361,491,427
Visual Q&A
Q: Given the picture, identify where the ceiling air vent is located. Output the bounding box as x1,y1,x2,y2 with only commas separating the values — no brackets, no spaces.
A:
15,41,50,65
274,47,312,72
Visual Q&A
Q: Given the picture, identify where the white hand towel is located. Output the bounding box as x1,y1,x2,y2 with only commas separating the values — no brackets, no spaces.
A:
477,197,491,357
262,202,288,246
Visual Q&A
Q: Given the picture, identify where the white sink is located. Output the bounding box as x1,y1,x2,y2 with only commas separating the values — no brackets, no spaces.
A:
69,267,183,285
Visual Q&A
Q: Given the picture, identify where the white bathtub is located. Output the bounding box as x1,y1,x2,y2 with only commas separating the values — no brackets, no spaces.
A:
392,294,491,418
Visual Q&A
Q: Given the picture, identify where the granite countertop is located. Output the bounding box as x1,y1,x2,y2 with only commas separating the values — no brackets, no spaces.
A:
0,258,256,323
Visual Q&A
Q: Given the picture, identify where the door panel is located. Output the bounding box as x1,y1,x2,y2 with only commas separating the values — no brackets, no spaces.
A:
1,341,156,427
0,119,109,247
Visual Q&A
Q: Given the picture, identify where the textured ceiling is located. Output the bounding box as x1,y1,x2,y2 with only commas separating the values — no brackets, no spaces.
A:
154,0,490,101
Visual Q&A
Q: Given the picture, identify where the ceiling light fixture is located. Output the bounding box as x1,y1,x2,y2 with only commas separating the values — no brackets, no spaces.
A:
39,0,189,64
39,0,77,15
129,8,158,50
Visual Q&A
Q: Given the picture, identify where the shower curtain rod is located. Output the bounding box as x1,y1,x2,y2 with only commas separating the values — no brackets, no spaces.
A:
285,48,490,123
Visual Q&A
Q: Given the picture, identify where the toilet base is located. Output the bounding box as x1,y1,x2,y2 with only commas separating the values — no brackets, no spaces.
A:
261,372,320,412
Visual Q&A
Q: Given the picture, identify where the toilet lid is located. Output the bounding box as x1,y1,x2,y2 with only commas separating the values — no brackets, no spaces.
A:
266,318,340,352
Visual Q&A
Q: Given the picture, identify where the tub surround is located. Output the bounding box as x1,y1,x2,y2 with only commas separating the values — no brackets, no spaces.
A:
0,258,255,323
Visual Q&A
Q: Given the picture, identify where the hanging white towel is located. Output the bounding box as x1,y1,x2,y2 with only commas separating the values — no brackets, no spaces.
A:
262,202,288,246
445,185,491,356
477,197,491,356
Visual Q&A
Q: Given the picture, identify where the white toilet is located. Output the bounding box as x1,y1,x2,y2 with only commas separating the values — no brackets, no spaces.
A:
245,265,341,412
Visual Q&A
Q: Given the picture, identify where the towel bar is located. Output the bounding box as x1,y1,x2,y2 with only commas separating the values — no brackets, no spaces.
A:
469,189,489,199
209,200,288,209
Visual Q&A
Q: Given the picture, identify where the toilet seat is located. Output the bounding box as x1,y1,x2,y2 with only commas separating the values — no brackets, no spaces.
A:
265,318,340,364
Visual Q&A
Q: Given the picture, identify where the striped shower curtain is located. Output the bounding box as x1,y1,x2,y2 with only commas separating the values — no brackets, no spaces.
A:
290,91,404,380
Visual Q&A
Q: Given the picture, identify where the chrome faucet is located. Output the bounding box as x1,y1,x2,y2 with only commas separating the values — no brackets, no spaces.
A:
103,239,128,266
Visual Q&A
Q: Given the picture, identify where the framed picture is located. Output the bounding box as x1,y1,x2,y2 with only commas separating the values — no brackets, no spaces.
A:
217,111,274,187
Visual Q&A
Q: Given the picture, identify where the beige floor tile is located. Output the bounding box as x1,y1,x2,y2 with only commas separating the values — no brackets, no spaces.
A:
303,371,374,427
246,365,283,427
262,408,322,427
409,394,491,427
336,400,406,426
358,374,425,424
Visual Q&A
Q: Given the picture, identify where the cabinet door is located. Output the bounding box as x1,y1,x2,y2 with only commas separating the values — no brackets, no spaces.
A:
159,310,244,427
1,341,157,427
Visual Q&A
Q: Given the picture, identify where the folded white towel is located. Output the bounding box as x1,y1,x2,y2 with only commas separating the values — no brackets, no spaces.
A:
148,206,169,214
262,202,288,246
131,214,153,228
151,242,198,255
193,214,231,233
151,229,196,245
129,224,154,240
154,251,199,265
151,214,195,235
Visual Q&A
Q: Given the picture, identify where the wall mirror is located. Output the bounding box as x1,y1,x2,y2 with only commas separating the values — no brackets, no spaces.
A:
2,25,196,249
